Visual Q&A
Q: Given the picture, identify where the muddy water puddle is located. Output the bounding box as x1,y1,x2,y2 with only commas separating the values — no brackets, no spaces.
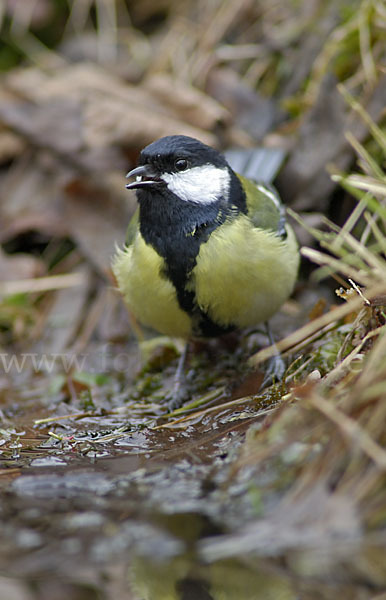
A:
0,371,384,600
0,374,267,599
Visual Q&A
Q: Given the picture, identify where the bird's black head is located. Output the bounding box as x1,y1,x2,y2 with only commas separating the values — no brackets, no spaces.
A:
125,136,248,327
139,135,228,171
126,135,232,205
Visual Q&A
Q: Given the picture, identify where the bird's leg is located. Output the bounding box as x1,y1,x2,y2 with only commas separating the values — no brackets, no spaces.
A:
261,322,286,388
167,341,190,411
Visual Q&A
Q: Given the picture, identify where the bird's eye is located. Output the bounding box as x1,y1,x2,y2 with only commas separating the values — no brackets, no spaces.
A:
175,158,188,172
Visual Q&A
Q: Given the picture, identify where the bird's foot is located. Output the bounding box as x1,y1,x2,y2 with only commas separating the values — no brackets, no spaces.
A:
258,321,286,389
261,352,286,388
166,387,188,412
166,343,190,412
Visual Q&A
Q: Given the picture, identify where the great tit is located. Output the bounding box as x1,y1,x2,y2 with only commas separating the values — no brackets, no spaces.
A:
113,135,299,374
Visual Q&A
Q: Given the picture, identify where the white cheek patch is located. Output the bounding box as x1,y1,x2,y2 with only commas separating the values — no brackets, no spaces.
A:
162,165,230,204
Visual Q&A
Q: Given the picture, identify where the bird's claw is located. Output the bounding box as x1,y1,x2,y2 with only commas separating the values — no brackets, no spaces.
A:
261,353,286,388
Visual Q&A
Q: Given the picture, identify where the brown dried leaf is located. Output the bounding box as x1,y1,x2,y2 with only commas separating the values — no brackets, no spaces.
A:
96,288,133,343
62,177,132,278
33,267,92,355
308,298,327,321
0,99,84,155
207,67,277,142
0,154,68,243
2,63,217,151
144,73,230,131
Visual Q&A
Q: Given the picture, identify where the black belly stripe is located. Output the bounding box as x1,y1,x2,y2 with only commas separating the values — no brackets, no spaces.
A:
192,310,235,338
160,220,234,338
137,175,246,337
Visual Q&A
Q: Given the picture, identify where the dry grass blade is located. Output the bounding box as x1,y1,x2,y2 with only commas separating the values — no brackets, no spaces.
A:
35,412,94,425
323,324,385,385
249,291,369,365
95,0,118,63
338,83,386,150
306,12,359,103
341,175,386,196
358,0,378,85
353,326,386,390
363,212,386,253
0,273,86,297
152,394,271,429
301,246,375,285
305,392,386,470
345,131,385,179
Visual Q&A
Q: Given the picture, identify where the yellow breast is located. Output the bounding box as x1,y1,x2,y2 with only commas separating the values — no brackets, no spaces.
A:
113,217,298,339
188,215,299,329
112,233,192,338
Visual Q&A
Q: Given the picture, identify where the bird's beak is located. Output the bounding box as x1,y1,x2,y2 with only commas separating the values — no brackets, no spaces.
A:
125,164,163,190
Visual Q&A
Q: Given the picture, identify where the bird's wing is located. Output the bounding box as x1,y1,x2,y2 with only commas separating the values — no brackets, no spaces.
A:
238,173,287,238
125,207,140,246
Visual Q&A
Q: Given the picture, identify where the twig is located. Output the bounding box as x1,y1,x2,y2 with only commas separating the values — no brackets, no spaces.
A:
34,412,95,425
0,273,86,297
153,396,273,430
